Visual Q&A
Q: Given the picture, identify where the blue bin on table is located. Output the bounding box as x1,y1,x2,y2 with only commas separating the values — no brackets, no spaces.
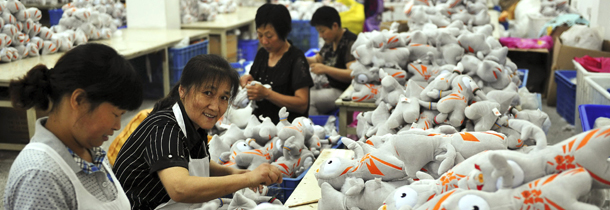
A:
49,8,63,26
268,167,309,203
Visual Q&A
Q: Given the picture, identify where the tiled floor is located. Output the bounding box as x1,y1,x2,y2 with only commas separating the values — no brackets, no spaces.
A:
0,98,576,209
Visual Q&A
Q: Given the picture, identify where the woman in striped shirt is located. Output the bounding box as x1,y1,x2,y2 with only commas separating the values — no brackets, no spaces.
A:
113,54,284,210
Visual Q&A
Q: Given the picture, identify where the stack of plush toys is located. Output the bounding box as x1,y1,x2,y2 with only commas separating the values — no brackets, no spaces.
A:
403,0,490,31
277,0,349,21
196,92,341,208
56,0,126,39
300,1,610,209
180,0,237,24
0,0,50,62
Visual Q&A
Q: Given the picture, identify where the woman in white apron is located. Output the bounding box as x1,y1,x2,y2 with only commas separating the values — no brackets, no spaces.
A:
113,54,284,210
4,43,143,209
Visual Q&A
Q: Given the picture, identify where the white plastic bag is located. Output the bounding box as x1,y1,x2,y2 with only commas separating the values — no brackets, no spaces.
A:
560,25,603,51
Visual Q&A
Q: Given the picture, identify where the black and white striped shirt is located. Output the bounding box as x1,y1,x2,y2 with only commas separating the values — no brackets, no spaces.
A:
113,101,209,210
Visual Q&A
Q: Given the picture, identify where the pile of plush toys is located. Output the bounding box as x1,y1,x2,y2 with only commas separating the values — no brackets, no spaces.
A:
276,0,349,21
194,92,340,208
180,0,237,24
403,0,490,31
57,0,126,37
0,0,61,62
303,0,610,209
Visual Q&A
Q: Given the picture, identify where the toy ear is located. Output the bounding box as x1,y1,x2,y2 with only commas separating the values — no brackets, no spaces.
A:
490,153,513,189
508,119,547,150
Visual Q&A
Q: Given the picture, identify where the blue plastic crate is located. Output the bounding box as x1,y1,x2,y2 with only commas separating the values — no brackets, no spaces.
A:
555,70,577,125
49,8,63,26
231,61,252,77
238,39,259,61
168,40,209,86
578,104,610,132
517,69,528,89
304,48,319,57
268,167,309,203
287,20,318,52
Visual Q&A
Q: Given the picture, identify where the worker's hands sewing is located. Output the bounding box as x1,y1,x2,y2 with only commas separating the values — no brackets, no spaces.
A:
246,82,270,101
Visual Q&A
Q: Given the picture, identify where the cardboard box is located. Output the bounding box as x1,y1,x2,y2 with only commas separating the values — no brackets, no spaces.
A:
546,37,610,106
208,34,238,63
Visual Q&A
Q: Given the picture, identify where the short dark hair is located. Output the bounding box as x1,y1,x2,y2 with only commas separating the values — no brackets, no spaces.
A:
10,43,143,112
310,6,341,29
152,54,239,113
255,4,292,41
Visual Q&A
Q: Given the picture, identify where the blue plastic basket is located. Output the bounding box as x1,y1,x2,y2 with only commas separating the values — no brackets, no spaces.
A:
517,69,528,89
238,39,258,61
304,48,319,57
268,167,309,203
230,61,252,77
287,20,318,52
555,70,577,125
168,40,209,86
578,104,610,132
49,8,63,26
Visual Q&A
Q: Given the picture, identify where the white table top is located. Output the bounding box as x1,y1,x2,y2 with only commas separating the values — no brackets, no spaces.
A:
0,29,210,87
181,7,258,32
284,149,355,209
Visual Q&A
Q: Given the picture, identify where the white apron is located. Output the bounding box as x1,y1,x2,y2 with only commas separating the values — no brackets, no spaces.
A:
154,103,211,210
23,143,131,210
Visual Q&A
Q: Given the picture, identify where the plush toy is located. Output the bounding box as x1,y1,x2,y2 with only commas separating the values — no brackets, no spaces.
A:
457,32,490,58
389,131,507,179
407,61,439,82
318,178,397,210
414,167,597,210
386,95,421,130
376,71,407,106
234,145,273,171
218,140,252,167
435,31,464,65
244,115,277,146
350,60,380,84
314,146,407,190
219,124,246,147
464,100,502,132
272,149,315,178
209,134,230,165
380,65,408,86
365,101,393,137
407,43,439,65
351,81,380,102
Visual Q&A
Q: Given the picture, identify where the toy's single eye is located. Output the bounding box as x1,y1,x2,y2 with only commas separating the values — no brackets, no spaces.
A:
393,186,418,209
276,139,283,149
357,74,368,83
496,160,525,190
322,157,342,175
462,77,472,91
240,98,249,108
458,194,490,210
236,141,251,151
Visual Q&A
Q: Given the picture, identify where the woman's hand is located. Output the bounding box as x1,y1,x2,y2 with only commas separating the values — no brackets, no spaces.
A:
245,163,283,187
246,83,270,101
240,74,254,88
310,63,327,75
231,168,264,192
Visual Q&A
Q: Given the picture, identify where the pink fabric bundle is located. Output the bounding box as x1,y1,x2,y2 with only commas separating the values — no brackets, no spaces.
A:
574,55,610,73
499,35,554,51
